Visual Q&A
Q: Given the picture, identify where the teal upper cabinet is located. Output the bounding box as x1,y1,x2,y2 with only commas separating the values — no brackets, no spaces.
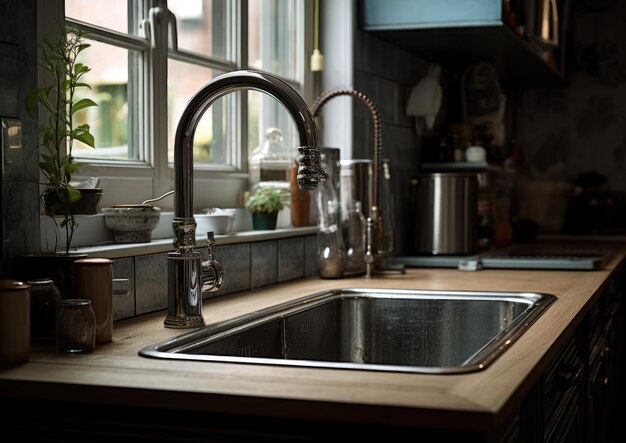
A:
360,0,566,88
361,0,502,30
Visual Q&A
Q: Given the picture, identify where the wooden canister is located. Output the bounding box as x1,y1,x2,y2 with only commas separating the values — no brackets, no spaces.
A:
0,280,31,364
72,258,113,344
290,165,311,226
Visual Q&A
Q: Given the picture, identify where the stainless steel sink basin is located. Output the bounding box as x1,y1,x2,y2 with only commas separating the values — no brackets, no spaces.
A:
139,288,555,374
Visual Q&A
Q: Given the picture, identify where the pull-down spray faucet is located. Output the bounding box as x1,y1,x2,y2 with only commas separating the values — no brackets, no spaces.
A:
311,89,384,278
165,70,326,328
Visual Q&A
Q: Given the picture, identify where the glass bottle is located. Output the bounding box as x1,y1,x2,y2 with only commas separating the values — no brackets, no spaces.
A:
316,161,345,278
56,299,96,353
379,159,396,258
343,200,366,276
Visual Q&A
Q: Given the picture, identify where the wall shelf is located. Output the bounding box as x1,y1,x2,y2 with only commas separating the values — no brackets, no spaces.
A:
359,0,564,88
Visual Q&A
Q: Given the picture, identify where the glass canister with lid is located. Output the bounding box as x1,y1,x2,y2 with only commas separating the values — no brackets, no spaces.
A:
27,278,62,341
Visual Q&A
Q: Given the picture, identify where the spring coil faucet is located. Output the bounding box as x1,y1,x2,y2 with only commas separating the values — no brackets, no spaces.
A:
311,89,384,278
165,70,326,328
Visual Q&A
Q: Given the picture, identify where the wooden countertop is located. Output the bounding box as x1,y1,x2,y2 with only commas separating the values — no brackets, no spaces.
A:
2,248,624,432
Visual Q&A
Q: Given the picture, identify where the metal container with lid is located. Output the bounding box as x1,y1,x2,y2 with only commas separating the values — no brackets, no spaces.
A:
410,172,478,255
72,258,113,344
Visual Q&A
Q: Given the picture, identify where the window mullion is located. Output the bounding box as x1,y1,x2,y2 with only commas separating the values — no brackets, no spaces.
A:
237,0,248,172
167,49,237,72
65,18,149,52
145,3,172,198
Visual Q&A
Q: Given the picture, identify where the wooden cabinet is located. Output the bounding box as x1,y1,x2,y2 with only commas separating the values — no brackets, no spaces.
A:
359,0,569,88
510,263,625,442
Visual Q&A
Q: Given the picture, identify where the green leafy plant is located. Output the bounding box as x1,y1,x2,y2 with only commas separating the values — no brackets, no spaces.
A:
26,26,98,253
244,187,286,214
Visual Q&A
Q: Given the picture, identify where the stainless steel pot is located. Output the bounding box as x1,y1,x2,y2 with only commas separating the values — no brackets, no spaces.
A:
410,172,478,255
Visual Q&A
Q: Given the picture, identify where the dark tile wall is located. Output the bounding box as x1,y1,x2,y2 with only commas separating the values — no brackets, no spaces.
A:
111,235,318,320
352,30,434,255
0,0,40,274
512,1,626,192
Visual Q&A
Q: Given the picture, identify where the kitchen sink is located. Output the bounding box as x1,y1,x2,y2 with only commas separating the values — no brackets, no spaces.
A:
139,288,555,374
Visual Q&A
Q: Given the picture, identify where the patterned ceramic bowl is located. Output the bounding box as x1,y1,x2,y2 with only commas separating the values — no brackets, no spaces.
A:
102,205,161,243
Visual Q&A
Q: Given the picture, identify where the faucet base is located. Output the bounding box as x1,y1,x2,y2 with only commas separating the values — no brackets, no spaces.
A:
164,314,206,329
165,251,205,329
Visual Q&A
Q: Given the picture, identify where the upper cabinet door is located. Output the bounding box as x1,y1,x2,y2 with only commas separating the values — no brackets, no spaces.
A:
361,0,502,30
359,0,568,89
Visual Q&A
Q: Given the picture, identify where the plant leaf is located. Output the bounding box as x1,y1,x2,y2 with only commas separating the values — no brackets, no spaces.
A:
71,98,98,115
25,89,40,118
73,131,95,148
66,185,81,203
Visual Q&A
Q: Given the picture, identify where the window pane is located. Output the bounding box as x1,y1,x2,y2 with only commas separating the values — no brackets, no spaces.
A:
248,0,298,80
66,0,129,34
170,0,230,60
73,40,136,161
248,91,298,162
168,61,233,166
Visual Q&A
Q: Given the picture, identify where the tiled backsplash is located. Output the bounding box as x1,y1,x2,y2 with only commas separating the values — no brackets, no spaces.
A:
112,234,319,321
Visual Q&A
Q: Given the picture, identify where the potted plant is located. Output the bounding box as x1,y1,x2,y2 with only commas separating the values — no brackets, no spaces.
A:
245,187,286,230
26,26,98,254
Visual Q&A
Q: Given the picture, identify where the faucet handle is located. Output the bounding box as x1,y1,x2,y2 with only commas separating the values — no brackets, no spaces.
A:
297,146,327,190
202,232,224,295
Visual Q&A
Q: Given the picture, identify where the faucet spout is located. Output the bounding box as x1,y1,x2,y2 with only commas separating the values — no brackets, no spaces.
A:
175,70,324,218
165,69,325,328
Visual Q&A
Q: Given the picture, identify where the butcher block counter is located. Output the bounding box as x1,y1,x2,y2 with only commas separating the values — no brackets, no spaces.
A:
1,247,625,441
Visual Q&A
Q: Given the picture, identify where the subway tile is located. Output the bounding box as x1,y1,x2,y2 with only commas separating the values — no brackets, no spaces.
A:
135,253,168,315
112,257,135,321
251,240,277,289
278,237,304,282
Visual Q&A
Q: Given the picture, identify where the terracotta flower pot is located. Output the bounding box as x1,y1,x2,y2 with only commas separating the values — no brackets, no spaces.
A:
252,212,278,230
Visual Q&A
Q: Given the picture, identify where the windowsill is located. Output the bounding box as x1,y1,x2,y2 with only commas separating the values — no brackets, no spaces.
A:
41,211,317,259
75,226,318,259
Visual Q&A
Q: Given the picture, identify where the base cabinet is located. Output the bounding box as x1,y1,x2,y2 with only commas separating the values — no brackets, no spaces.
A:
510,264,625,443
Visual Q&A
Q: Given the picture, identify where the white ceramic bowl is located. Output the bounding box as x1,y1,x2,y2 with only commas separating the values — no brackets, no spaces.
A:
195,213,235,236
102,205,161,243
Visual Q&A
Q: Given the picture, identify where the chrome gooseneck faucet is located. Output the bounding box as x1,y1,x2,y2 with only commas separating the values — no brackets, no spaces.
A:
165,70,326,328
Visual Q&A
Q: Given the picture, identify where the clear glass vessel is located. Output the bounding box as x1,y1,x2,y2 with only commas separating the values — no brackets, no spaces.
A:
56,299,96,353
343,200,366,276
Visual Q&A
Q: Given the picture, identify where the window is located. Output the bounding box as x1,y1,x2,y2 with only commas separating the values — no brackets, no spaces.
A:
57,0,312,209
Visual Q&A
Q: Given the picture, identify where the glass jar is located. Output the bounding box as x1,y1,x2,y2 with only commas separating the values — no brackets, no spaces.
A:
56,299,96,353
343,200,366,276
27,278,61,340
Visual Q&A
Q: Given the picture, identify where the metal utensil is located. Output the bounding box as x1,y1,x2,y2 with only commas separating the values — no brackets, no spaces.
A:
142,190,174,206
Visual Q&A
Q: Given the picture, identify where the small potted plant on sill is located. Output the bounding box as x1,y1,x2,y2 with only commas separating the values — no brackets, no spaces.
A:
245,187,286,230
26,25,99,254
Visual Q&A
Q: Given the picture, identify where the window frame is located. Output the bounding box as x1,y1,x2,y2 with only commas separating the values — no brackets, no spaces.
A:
40,0,314,210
